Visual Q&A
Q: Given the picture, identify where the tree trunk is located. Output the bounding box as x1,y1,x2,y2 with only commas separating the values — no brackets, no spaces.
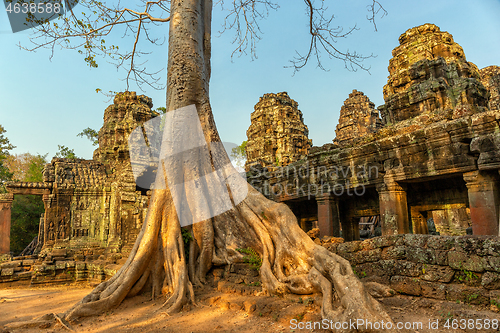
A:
61,0,394,331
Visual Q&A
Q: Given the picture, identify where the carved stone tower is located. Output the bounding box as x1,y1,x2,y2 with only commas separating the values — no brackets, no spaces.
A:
333,90,382,146
245,92,312,171
379,23,489,125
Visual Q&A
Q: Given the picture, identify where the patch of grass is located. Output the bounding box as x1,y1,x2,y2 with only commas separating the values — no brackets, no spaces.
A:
236,248,262,271
294,312,305,321
181,228,193,244
352,267,367,279
491,299,500,311
247,281,261,287
464,293,479,303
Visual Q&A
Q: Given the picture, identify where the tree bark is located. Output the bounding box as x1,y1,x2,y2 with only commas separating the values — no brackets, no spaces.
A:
60,1,395,331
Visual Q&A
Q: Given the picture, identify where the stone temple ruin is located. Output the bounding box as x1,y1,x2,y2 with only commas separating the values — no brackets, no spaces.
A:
247,24,500,241
1,92,157,262
245,92,312,170
1,24,500,303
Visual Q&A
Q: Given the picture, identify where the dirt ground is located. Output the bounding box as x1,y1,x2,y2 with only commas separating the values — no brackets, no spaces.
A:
1,284,500,333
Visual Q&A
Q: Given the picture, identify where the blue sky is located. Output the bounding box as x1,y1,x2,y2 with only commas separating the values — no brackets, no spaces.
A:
1,0,500,160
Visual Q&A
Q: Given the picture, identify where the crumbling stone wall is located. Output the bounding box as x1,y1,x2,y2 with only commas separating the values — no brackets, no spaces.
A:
379,23,489,125
245,92,311,171
323,234,500,305
333,90,382,146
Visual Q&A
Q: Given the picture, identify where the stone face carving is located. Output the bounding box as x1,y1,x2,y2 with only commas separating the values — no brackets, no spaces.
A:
245,92,312,171
379,23,489,125
480,66,500,112
333,90,382,146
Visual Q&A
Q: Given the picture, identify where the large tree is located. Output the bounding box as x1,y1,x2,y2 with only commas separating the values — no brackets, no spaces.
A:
20,0,393,329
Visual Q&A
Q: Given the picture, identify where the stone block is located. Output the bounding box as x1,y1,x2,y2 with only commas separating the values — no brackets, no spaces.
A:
55,261,66,270
337,241,362,254
51,249,67,257
435,251,448,266
448,251,488,272
22,259,35,266
65,261,76,269
32,265,43,273
483,238,500,257
355,248,381,264
381,246,406,260
404,234,430,248
15,271,32,279
1,268,14,276
482,272,500,290
43,264,55,272
421,265,455,283
390,276,421,296
455,236,491,256
406,247,436,264
370,235,402,248
0,260,22,269
355,260,395,278
420,281,446,300
75,261,86,270
394,260,422,277
427,236,455,251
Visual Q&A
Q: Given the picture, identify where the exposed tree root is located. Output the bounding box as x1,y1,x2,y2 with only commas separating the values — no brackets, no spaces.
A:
54,183,394,332
10,0,395,331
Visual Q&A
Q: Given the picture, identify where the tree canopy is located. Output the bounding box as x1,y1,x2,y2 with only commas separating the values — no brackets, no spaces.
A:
0,125,15,192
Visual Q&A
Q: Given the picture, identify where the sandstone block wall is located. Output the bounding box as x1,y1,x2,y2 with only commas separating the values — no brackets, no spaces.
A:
325,234,500,305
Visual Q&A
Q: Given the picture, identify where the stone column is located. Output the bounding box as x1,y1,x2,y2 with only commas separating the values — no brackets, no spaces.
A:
463,171,499,236
0,193,14,254
316,193,340,238
377,179,409,236
410,208,428,234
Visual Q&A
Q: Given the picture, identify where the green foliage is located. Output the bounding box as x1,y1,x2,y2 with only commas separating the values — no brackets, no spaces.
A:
25,154,48,182
181,228,193,244
10,195,44,255
0,125,15,192
5,152,47,254
456,266,479,283
155,107,167,114
181,228,193,260
491,299,500,311
77,127,99,146
230,140,247,159
236,247,262,271
4,153,47,182
353,268,367,279
466,293,479,303
230,140,247,170
55,145,78,159
247,281,261,287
